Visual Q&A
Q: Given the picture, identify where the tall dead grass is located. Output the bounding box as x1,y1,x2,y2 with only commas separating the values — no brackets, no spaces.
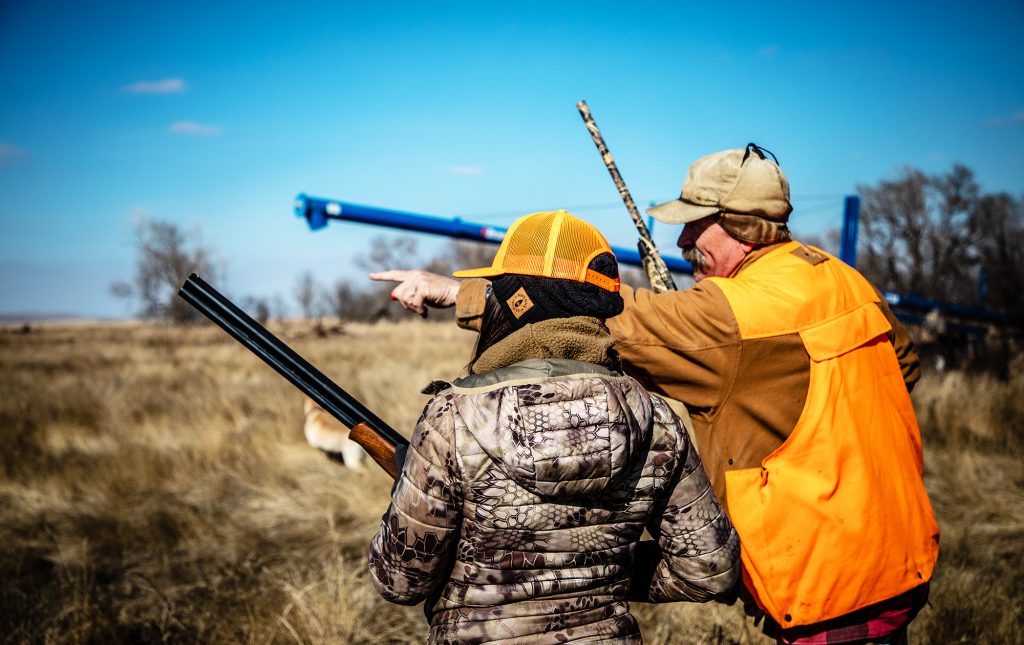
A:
1,321,1021,643
910,357,1024,643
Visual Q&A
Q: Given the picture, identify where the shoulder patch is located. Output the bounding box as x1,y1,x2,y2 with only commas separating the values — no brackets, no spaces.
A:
790,245,829,266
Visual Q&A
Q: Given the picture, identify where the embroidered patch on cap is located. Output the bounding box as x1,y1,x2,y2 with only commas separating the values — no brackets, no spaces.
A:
506,287,534,319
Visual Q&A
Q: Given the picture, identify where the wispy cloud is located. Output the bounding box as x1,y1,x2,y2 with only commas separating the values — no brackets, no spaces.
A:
757,44,780,58
925,152,945,162
446,165,484,176
0,142,27,165
168,121,223,137
985,111,1024,127
122,77,187,94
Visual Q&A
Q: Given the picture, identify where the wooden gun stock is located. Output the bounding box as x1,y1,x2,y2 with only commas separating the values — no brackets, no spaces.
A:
350,422,402,479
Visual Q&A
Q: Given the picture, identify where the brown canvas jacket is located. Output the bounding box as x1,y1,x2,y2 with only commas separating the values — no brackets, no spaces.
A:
605,241,921,508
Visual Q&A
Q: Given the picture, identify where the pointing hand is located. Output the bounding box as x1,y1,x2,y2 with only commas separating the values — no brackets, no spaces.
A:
369,270,460,318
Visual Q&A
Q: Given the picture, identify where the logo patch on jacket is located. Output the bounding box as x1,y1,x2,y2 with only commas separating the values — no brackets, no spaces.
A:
506,287,534,318
791,245,828,266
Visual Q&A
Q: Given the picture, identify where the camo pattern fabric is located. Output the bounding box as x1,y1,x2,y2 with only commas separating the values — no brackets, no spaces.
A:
369,364,739,644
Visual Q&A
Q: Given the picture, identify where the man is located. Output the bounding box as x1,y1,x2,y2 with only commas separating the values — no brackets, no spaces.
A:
373,144,939,644
603,144,940,644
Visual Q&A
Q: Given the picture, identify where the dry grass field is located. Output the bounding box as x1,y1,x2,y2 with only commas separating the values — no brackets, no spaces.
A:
1,320,1022,644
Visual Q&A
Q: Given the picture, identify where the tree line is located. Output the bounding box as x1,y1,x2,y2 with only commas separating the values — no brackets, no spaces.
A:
857,165,1023,318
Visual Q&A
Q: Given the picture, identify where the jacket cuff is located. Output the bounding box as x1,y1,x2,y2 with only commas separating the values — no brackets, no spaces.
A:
455,278,489,332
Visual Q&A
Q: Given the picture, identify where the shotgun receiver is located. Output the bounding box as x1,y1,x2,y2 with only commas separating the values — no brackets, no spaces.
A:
576,100,678,293
178,274,408,479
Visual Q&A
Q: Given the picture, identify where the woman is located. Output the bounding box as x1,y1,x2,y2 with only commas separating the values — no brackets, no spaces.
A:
368,211,739,643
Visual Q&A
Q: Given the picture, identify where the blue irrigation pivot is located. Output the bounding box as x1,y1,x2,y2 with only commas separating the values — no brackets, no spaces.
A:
293,193,1021,335
294,194,694,275
840,195,860,267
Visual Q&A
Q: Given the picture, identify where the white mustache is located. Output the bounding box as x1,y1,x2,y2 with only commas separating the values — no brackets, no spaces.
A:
683,246,707,273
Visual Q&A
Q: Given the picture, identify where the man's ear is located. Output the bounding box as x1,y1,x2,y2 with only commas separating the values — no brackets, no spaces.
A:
739,240,756,254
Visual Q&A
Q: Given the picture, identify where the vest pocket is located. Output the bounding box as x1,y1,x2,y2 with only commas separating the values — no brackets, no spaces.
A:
799,302,891,362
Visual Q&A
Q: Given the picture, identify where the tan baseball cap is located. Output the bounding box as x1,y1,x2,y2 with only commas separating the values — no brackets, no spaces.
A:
647,144,793,225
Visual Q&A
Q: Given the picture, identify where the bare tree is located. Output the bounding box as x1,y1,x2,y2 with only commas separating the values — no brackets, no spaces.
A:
242,296,271,325
858,164,1023,317
858,167,934,296
293,271,322,321
424,239,495,276
858,165,979,302
327,280,391,322
970,193,1024,317
347,235,426,321
355,236,421,273
111,216,221,323
926,165,978,303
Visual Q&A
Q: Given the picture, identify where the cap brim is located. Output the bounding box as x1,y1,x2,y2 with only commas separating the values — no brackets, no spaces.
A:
451,266,504,279
646,199,719,225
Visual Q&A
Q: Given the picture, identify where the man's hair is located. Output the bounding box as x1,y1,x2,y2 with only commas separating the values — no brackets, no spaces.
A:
718,212,792,245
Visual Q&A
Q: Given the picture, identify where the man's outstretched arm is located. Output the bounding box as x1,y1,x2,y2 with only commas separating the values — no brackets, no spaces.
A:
371,270,493,332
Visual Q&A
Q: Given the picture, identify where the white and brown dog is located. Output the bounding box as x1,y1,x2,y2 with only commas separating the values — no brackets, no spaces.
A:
303,396,366,468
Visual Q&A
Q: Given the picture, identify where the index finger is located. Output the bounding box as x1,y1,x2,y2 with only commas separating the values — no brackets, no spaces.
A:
368,270,416,283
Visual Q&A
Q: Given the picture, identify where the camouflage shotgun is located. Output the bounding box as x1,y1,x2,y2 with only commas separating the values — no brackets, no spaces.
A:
577,100,677,293
178,274,407,479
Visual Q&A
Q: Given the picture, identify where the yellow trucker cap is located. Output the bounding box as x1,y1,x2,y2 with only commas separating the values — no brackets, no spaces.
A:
452,210,620,292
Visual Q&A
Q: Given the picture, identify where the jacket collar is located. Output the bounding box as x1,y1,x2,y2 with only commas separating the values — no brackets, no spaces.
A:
732,240,792,278
453,358,619,391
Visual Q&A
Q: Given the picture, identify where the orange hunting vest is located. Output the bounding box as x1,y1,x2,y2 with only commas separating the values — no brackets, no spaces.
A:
709,241,939,628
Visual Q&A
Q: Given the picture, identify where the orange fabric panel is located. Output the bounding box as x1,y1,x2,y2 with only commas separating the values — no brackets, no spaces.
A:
715,243,939,627
799,302,892,362
707,242,880,340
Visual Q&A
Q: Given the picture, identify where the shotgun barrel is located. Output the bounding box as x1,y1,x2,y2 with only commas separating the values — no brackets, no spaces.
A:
178,273,408,478
576,100,678,293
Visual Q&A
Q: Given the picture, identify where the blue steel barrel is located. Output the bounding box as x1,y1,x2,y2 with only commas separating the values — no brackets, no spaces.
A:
294,194,693,275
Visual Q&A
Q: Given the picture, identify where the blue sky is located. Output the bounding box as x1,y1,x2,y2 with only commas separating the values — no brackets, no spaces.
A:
1,1,1022,317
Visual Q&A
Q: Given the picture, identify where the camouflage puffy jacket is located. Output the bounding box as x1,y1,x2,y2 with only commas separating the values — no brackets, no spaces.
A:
369,359,739,644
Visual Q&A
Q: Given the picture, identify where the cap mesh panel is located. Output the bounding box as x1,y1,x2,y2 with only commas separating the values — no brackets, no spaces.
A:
501,227,548,276
458,210,615,288
552,222,605,280
501,215,552,276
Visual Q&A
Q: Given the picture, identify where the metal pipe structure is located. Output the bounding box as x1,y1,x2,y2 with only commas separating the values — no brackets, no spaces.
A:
294,193,1018,338
839,196,860,267
880,291,1009,326
293,194,694,275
